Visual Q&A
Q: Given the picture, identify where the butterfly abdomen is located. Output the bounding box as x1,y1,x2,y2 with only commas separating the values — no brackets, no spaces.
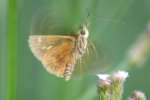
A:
64,63,75,80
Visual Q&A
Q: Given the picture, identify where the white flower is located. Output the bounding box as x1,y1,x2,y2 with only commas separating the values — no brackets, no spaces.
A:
97,74,111,89
112,70,129,82
128,90,146,100
97,74,110,81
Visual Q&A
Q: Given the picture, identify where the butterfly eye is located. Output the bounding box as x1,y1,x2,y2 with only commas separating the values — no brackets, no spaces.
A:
80,30,85,35
80,26,86,35
79,25,89,38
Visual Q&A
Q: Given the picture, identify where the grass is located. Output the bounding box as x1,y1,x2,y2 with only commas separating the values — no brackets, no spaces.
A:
6,0,17,100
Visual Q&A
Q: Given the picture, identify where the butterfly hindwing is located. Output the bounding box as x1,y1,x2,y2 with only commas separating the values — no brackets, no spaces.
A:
29,35,76,77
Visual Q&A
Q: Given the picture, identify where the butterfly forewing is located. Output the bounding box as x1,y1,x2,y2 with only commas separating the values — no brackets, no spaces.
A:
29,35,76,77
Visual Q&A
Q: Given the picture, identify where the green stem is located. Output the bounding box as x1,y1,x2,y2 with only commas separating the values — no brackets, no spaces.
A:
111,82,123,100
6,0,17,100
99,88,111,100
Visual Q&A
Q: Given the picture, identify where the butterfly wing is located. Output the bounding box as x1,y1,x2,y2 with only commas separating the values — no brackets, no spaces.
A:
29,35,76,77
77,39,110,76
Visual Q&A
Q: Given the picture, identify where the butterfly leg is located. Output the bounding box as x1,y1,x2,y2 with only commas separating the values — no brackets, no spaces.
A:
86,46,90,56
78,58,83,75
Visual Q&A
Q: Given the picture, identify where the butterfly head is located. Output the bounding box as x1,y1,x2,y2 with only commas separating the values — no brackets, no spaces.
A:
79,24,89,39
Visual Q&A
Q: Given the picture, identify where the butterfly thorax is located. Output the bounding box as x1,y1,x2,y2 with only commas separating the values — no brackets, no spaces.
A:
75,34,88,59
75,24,89,58
63,25,89,80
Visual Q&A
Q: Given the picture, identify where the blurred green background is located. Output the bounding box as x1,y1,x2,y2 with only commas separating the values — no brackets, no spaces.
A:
0,0,150,100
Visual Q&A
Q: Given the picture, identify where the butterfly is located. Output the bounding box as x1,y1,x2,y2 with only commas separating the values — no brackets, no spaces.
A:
28,24,95,81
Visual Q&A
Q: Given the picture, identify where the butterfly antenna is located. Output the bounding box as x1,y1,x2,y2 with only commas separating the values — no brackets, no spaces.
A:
92,15,126,25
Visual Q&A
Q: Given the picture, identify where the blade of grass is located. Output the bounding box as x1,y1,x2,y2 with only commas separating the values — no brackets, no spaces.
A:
6,0,17,100
0,0,7,99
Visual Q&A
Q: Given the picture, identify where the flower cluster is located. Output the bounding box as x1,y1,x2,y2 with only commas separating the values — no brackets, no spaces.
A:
97,70,128,100
128,90,146,100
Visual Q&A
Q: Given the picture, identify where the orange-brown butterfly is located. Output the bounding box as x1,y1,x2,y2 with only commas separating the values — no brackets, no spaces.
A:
28,24,95,81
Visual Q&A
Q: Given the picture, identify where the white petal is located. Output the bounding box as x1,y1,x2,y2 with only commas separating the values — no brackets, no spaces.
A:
113,70,129,80
97,74,110,80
